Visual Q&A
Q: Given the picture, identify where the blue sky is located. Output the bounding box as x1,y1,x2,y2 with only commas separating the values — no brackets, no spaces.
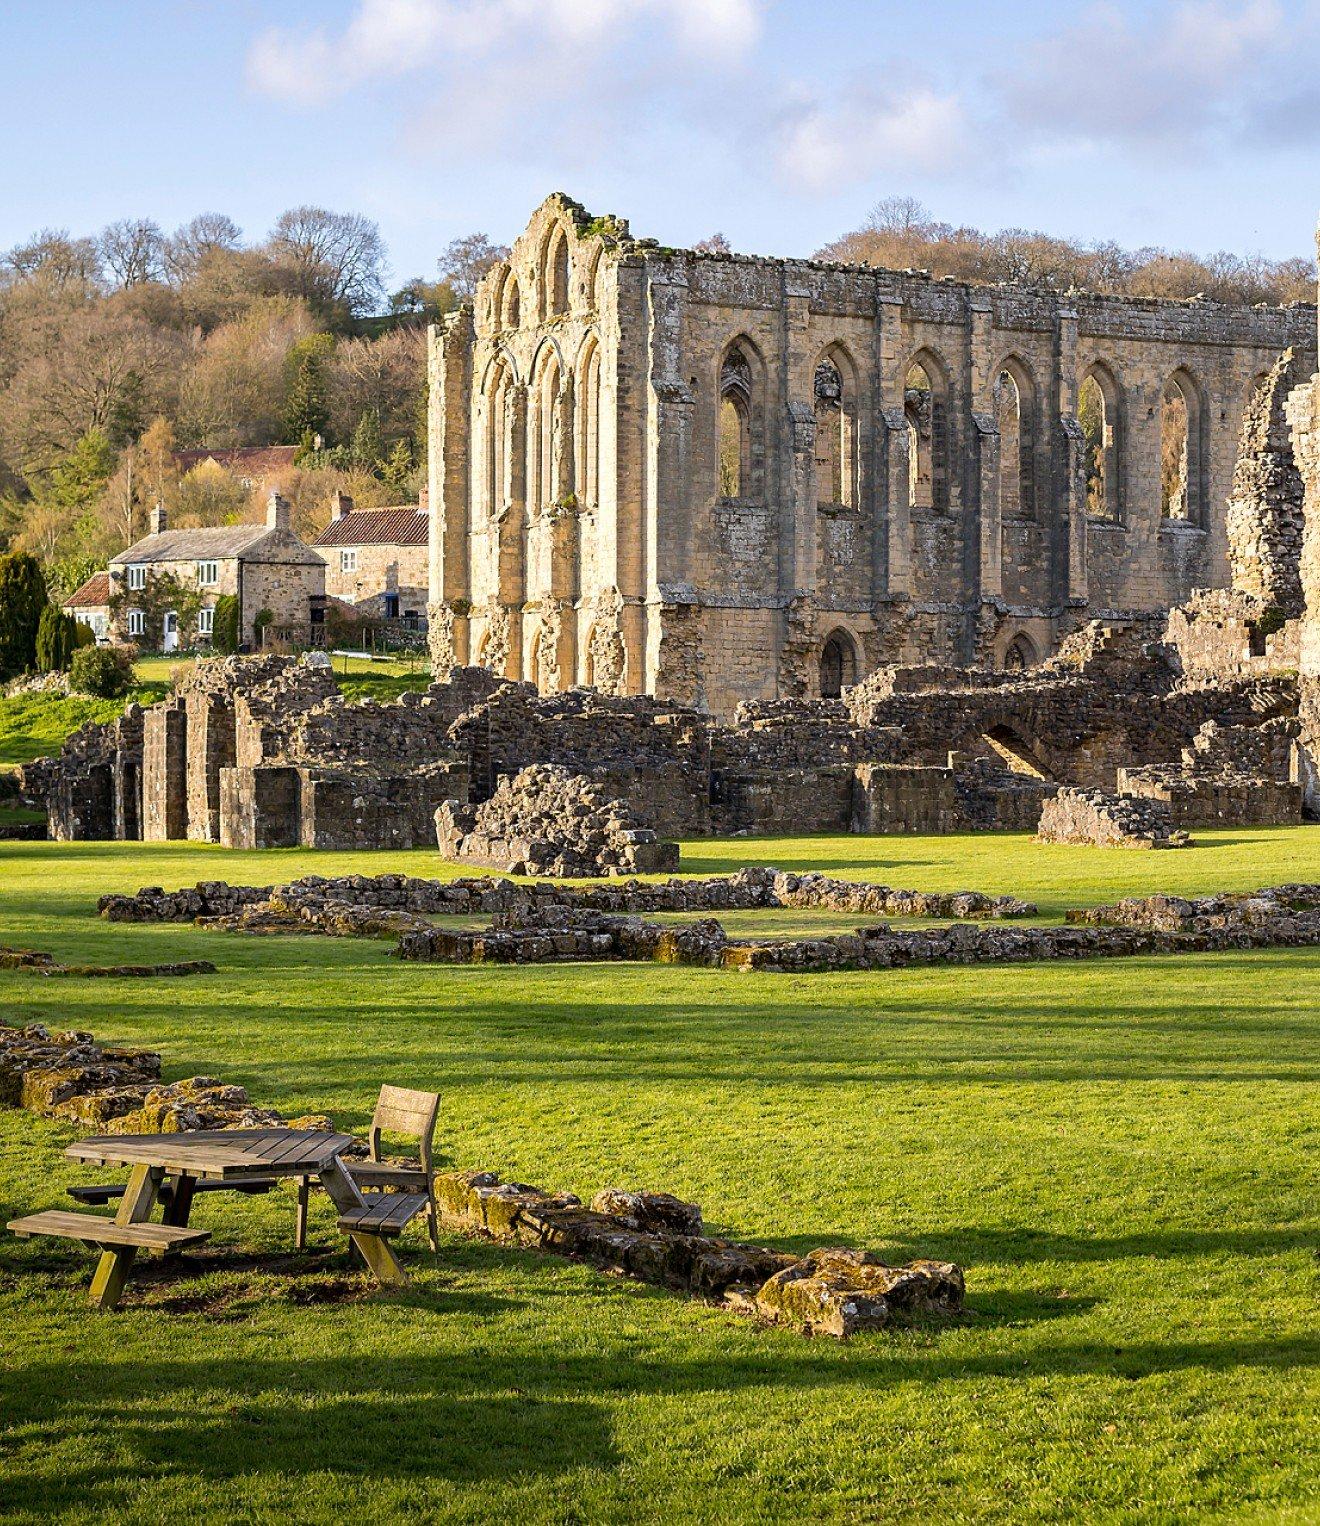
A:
1,0,1317,289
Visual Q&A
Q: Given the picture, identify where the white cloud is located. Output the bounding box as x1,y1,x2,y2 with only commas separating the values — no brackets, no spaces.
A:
995,0,1294,146
777,84,974,194
247,0,761,104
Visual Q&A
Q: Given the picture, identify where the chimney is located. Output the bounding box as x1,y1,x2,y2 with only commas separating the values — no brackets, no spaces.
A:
330,490,354,521
266,491,291,532
149,502,167,536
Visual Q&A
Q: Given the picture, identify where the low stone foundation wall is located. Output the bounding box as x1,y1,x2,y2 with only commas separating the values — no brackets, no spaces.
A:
99,866,1035,927
0,1020,330,1133
433,1168,964,1337
396,883,1320,973
0,946,216,978
435,764,679,877
1067,882,1320,931
1036,788,1188,848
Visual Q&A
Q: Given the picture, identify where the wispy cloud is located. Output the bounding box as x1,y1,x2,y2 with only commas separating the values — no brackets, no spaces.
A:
776,81,975,193
248,0,762,104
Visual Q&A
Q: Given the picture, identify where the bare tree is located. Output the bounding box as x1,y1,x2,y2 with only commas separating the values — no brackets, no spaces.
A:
693,233,732,255
1,229,103,291
100,219,166,287
266,206,386,318
437,233,509,301
163,213,243,284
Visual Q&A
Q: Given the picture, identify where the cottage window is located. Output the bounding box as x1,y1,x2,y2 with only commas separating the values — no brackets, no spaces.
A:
340,548,359,573
196,560,218,587
196,607,214,636
127,565,146,591
127,609,145,636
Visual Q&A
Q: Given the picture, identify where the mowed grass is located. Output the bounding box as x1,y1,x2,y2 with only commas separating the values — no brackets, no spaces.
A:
0,830,1318,1523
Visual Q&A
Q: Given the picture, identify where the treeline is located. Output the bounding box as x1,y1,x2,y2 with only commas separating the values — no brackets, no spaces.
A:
0,210,507,595
816,197,1313,305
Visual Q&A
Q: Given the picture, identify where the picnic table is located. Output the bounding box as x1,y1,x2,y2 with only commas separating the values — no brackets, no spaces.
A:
6,1128,409,1310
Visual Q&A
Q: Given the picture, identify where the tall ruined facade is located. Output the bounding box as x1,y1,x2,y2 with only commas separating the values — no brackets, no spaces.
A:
428,193,1316,716
1285,233,1320,812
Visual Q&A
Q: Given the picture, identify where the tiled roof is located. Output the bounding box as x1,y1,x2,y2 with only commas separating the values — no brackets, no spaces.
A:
173,445,299,481
110,524,326,567
315,506,428,549
64,572,111,608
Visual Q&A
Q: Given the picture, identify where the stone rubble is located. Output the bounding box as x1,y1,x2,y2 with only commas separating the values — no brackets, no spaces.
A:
435,763,679,877
432,1168,964,1338
0,946,216,978
0,1020,330,1134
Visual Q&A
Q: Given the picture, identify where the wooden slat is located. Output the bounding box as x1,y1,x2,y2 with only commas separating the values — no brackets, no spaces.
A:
336,1193,429,1236
66,1131,355,1179
8,1210,210,1251
346,1163,427,1189
373,1085,439,1136
69,1177,275,1204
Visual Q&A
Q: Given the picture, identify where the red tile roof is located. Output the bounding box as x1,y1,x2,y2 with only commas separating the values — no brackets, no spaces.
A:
65,572,111,608
314,505,428,549
174,445,298,482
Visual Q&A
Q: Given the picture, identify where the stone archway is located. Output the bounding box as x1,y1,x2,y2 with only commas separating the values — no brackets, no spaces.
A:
818,630,857,699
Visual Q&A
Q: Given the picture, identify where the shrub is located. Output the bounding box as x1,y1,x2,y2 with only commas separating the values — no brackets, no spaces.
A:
73,621,97,649
70,644,135,698
212,594,240,655
35,605,80,673
0,553,48,679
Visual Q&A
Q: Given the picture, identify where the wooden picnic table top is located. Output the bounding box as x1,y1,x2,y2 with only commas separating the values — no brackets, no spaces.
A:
65,1129,358,1180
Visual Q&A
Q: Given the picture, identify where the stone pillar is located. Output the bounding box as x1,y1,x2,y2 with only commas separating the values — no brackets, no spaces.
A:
499,383,528,678
427,310,474,675
973,412,1002,601
781,277,816,601
644,263,695,596
141,701,188,841
1055,303,1087,606
184,692,235,843
875,292,910,601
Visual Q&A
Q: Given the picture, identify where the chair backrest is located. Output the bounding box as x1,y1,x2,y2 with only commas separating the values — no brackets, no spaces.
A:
369,1085,440,1170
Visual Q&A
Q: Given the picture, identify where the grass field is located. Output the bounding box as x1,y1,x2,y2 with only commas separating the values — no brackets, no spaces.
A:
1,828,1318,1522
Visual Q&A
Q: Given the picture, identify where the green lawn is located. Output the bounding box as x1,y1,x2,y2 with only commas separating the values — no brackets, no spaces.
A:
1,830,1318,1522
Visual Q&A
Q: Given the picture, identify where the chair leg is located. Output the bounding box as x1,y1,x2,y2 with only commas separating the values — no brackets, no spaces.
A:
427,1200,439,1259
294,1178,309,1250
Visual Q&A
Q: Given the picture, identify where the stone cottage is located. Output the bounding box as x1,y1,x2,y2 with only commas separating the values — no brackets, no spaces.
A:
106,493,327,650
63,572,112,641
314,490,429,624
427,193,1316,716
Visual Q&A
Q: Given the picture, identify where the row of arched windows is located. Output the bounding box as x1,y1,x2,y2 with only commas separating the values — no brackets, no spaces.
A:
487,226,603,332
478,335,603,519
714,334,1233,527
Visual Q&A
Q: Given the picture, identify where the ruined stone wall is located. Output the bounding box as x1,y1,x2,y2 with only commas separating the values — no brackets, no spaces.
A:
430,193,1316,716
1284,265,1320,813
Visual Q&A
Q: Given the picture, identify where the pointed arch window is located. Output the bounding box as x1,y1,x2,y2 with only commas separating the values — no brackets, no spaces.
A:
814,355,856,508
1080,365,1121,522
718,344,754,500
993,361,1037,521
905,357,949,514
1161,370,1203,524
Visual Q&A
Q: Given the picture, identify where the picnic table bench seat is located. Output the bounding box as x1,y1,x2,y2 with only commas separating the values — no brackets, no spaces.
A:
68,1176,276,1206
7,1209,211,1253
337,1193,431,1238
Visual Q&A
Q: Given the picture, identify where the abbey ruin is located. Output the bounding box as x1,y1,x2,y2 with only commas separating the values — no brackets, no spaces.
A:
425,195,1316,716
18,205,1320,860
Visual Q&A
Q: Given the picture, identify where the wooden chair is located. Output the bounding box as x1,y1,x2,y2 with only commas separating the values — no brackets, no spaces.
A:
294,1085,441,1252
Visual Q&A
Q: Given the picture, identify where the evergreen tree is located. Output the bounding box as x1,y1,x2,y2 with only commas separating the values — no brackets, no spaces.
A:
350,408,383,469
282,333,335,444
0,553,49,679
35,605,78,672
